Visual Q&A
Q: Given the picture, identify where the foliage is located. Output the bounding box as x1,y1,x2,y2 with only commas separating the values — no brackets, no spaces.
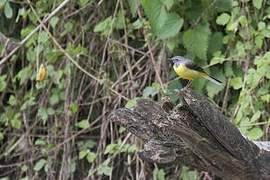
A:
0,0,269,179
141,0,184,39
153,167,166,180
183,23,211,60
180,166,198,180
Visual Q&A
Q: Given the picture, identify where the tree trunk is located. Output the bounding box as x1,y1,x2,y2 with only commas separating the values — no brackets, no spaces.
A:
109,88,270,180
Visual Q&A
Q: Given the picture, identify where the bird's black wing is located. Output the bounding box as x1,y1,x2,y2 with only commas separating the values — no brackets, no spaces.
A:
184,61,206,73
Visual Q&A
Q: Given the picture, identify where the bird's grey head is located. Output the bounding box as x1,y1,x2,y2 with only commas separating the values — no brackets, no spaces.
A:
170,56,191,65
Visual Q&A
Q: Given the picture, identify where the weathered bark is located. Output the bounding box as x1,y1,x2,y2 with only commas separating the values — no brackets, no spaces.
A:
109,88,270,180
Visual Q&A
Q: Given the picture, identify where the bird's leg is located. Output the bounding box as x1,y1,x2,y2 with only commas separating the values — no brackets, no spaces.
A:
176,80,192,97
185,81,192,89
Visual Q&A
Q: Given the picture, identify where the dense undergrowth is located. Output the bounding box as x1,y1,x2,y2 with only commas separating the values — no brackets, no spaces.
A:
0,0,269,179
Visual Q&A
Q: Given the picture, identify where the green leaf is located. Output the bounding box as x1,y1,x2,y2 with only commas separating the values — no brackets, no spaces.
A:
246,127,263,140
97,162,112,176
226,18,239,32
208,33,224,55
63,21,74,35
78,140,96,150
180,166,198,180
76,120,90,129
79,150,88,159
0,132,4,141
34,159,46,171
216,13,230,26
206,67,224,98
49,16,59,29
4,2,13,18
141,0,164,25
155,13,183,39
185,1,204,21
230,77,242,90
21,165,28,172
143,87,158,97
250,111,261,122
261,94,270,103
214,0,232,12
239,15,248,26
253,0,263,9
210,52,225,66
66,43,87,58
49,93,60,105
0,177,9,180
8,95,16,106
224,62,234,77
78,0,92,7
11,113,21,129
46,50,63,63
127,144,137,153
21,96,36,111
255,35,264,48
16,7,27,22
141,0,183,39
0,0,6,8
128,0,139,17
246,68,260,89
38,107,48,123
114,11,125,30
86,152,96,163
206,81,222,98
0,75,7,92
21,26,34,38
258,21,266,30
70,102,78,114
162,0,174,10
153,167,165,180
59,21,74,36
47,107,55,115
166,36,179,52
125,97,139,109
183,24,211,60
35,139,46,146
119,126,126,134
104,143,119,154
166,79,181,103
94,16,113,35
38,31,49,43
132,19,143,29
16,66,32,85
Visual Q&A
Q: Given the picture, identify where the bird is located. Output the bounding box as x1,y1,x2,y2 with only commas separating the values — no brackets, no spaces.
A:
170,56,222,87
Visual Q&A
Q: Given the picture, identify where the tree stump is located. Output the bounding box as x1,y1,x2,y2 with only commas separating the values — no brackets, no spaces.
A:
109,88,270,180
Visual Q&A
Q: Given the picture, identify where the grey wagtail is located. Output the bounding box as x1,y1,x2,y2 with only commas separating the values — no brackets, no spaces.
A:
170,56,222,86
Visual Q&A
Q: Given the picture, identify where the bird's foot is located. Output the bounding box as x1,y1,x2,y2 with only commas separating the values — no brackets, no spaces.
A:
185,81,192,89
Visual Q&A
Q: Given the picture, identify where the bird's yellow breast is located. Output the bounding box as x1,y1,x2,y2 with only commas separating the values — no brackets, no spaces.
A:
173,64,205,80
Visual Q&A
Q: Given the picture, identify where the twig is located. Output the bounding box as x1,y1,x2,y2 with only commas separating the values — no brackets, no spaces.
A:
27,1,129,101
221,78,231,113
136,7,165,91
0,0,71,67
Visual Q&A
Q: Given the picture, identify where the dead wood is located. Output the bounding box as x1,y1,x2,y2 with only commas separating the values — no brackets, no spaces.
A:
109,88,270,180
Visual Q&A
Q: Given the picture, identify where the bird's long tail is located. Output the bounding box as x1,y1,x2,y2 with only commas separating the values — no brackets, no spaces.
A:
203,75,223,86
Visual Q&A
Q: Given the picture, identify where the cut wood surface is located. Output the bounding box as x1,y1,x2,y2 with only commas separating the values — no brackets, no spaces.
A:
109,88,270,180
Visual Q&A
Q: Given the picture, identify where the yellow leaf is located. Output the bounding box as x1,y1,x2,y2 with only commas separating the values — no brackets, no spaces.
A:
36,64,47,81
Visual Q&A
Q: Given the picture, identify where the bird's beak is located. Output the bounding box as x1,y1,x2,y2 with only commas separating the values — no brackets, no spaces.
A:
168,58,174,64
